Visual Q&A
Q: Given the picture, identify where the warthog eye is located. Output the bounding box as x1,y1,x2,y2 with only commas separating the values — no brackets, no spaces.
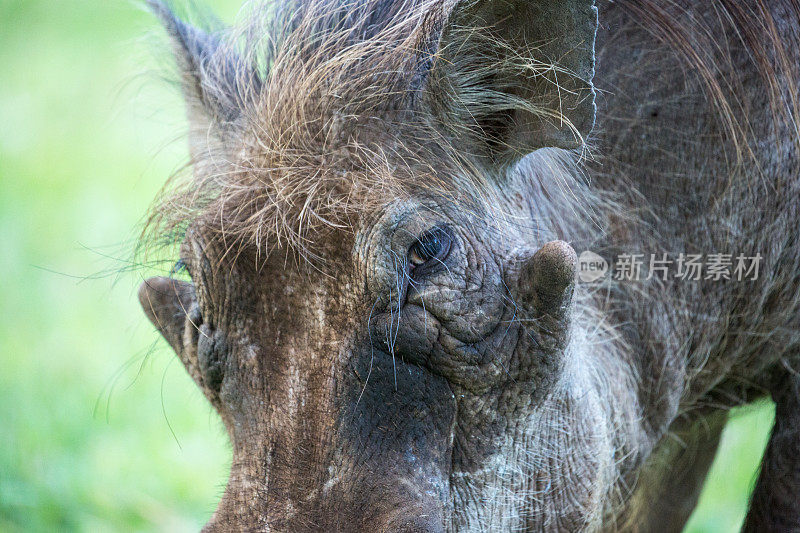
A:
170,259,187,275
408,226,452,270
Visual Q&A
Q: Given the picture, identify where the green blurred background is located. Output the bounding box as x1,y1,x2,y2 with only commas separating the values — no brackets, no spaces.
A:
0,1,776,531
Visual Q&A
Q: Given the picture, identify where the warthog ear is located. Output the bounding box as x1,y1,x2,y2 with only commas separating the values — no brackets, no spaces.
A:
147,1,257,157
422,0,597,166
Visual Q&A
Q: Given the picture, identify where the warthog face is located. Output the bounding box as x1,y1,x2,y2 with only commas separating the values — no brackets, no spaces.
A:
142,206,589,531
138,0,616,530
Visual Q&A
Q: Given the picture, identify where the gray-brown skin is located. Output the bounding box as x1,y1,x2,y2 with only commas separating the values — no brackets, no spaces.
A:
137,0,800,531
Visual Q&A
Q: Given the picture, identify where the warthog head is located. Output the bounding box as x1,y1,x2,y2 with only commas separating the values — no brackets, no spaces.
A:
138,0,619,530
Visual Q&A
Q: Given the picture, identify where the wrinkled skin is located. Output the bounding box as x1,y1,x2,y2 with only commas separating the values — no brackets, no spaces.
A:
141,202,595,531
137,0,800,531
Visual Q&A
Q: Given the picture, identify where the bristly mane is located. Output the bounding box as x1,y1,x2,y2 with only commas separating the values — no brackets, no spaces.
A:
141,0,603,263
141,0,800,264
143,0,440,260
616,0,800,170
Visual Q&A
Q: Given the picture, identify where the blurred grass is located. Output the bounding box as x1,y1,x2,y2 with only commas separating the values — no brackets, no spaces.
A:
684,404,774,533
0,0,776,531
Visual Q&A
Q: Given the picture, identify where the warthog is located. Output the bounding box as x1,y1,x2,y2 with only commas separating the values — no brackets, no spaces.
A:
136,0,800,530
